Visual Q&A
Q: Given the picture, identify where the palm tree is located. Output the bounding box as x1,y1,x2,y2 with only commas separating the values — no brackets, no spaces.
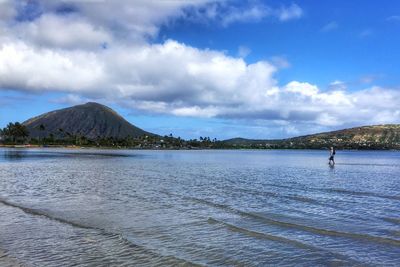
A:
2,122,29,143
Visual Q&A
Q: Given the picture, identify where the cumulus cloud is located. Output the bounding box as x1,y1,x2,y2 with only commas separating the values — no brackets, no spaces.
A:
35,0,301,39
1,35,399,128
285,81,318,96
0,41,104,92
51,94,90,106
0,0,399,135
181,1,303,26
15,14,111,50
38,0,215,40
219,4,268,26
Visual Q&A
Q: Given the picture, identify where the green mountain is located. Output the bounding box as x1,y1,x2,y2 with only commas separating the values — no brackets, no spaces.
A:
224,125,400,149
23,102,152,139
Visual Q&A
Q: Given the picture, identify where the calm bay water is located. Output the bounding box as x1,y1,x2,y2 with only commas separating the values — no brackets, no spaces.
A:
0,148,399,266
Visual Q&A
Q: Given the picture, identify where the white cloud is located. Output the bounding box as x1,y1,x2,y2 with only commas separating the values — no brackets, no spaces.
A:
277,3,303,21
285,81,318,96
0,0,399,135
39,0,216,40
328,80,346,91
52,94,89,105
172,106,219,117
0,41,105,91
1,35,399,128
15,14,111,50
220,4,268,26
181,1,303,26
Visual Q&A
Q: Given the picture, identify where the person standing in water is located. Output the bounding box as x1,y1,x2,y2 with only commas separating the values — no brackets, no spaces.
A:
329,147,336,165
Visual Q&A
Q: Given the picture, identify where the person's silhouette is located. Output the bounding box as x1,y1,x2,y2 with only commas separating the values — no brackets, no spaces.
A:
329,147,336,165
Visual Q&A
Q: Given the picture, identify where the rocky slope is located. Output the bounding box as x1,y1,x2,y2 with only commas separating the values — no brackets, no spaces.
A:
23,102,151,139
224,125,400,149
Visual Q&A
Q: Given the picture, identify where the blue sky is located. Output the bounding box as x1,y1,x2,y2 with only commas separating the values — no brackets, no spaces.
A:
163,0,400,88
0,0,399,139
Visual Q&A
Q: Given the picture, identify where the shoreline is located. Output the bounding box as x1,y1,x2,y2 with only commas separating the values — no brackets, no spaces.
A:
0,144,399,152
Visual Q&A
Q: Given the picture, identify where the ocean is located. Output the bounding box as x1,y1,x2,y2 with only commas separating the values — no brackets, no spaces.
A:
0,148,399,266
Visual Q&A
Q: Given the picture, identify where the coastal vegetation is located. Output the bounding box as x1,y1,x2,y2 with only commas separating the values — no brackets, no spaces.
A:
225,124,400,150
0,124,224,149
0,122,29,144
1,122,400,150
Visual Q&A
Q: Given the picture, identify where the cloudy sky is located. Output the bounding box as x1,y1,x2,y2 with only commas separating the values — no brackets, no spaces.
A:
0,0,399,139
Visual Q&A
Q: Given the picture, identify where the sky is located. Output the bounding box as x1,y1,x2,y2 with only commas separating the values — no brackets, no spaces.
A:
0,0,399,140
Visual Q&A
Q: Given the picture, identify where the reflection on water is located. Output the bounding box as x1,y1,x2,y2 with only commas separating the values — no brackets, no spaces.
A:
0,148,399,266
0,148,139,162
2,149,29,160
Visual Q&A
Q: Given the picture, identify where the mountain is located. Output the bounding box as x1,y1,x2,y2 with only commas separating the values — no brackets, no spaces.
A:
223,125,400,149
23,102,152,139
19,103,400,149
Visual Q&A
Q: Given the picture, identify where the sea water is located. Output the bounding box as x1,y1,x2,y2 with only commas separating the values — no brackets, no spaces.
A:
0,148,399,266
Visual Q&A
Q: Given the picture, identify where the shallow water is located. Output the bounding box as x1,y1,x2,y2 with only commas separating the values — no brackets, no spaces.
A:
0,148,399,266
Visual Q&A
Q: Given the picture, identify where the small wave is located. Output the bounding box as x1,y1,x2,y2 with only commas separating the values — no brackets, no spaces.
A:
287,195,320,204
382,217,400,225
227,186,325,206
0,197,203,266
180,195,400,247
0,197,94,230
261,181,400,202
329,189,400,201
207,217,317,250
207,217,363,265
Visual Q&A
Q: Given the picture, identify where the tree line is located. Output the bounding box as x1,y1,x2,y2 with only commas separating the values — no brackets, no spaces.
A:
0,122,228,149
0,122,29,144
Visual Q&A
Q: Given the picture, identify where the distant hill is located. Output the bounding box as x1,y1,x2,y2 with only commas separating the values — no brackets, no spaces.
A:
23,102,152,139
223,125,400,149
